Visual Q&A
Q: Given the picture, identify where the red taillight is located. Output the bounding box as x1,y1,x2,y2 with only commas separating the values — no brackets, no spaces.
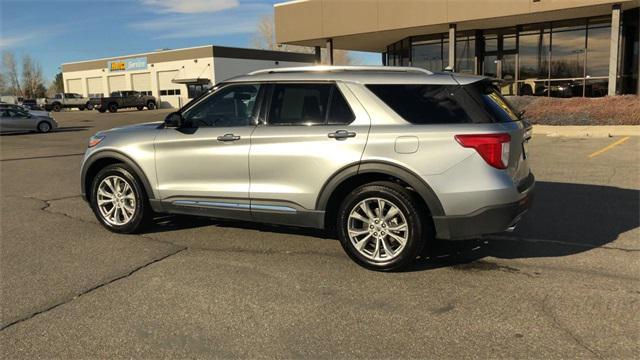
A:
455,133,511,169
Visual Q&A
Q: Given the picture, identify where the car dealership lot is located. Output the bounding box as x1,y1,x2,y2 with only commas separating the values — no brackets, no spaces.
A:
1,111,638,358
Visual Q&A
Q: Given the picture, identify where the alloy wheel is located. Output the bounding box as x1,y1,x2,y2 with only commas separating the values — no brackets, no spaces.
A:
347,197,409,262
96,175,136,226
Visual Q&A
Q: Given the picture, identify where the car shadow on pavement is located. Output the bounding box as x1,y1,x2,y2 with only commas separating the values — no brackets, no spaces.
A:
145,181,638,271
0,126,92,136
149,214,329,239
409,181,640,271
54,126,93,133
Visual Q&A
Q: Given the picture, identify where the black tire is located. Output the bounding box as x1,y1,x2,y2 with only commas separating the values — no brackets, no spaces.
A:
79,105,85,111
146,101,156,110
52,103,62,112
337,181,430,271
136,105,144,111
98,108,106,113
90,164,152,234
108,103,118,113
86,103,94,111
37,121,52,133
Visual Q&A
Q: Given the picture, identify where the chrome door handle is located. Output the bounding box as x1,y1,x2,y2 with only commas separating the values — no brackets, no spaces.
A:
217,133,241,142
328,130,356,140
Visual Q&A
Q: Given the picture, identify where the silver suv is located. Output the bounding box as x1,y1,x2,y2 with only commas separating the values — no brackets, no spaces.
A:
81,66,534,271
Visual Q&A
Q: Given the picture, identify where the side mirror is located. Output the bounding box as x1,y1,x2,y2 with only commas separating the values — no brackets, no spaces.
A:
164,112,183,128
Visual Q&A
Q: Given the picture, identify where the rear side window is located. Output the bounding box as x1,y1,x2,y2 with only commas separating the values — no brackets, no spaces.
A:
465,81,520,122
267,83,354,126
367,83,519,124
269,83,331,125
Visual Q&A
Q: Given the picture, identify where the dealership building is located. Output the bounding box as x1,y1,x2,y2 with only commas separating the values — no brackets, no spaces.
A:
275,0,639,97
61,45,316,108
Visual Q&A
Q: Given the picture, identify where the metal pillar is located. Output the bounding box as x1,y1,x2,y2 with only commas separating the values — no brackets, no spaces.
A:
448,24,457,71
608,4,621,96
314,46,321,64
326,38,334,65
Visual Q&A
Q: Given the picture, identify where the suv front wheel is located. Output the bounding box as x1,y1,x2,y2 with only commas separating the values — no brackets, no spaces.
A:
337,181,428,271
90,164,151,233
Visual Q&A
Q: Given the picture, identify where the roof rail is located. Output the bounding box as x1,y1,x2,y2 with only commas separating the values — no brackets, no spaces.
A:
247,65,433,76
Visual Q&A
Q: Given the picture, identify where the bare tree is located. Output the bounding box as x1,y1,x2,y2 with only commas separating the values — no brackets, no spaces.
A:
251,14,358,65
47,73,64,97
22,54,46,98
2,51,22,96
0,72,7,95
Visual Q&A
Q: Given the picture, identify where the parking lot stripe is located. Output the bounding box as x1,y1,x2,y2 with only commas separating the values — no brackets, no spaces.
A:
588,136,630,158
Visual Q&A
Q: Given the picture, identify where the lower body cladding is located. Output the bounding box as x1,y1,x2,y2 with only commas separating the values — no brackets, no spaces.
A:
153,191,533,241
149,172,535,240
432,180,534,240
152,199,325,229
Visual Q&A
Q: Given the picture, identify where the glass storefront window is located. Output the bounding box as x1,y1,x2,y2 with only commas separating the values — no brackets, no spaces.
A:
483,55,497,77
519,28,550,80
401,38,411,66
386,15,613,98
586,18,611,78
503,34,517,51
548,79,584,98
456,34,475,73
501,54,517,95
412,35,448,71
585,79,608,97
517,79,549,96
484,34,498,52
551,21,587,79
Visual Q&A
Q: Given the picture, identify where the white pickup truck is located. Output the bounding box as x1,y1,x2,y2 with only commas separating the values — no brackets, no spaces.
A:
44,93,92,112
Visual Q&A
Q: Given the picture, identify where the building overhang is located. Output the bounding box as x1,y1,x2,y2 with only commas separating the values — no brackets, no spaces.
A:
171,78,211,85
274,0,639,52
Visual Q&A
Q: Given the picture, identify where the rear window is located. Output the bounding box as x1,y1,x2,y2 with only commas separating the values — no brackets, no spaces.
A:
466,82,520,122
367,82,520,124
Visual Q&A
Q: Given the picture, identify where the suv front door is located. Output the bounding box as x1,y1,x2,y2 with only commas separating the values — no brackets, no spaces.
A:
154,84,262,220
249,82,370,226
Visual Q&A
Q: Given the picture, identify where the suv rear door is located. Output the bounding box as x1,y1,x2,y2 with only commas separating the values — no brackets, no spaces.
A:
249,82,370,225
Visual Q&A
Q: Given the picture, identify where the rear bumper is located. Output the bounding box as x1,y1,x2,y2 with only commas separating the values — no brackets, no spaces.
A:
433,174,534,240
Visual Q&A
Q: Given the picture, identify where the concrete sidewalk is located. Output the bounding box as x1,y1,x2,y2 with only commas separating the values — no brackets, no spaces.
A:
533,125,640,137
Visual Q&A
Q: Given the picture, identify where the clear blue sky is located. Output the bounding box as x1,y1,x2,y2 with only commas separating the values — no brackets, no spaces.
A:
0,0,381,82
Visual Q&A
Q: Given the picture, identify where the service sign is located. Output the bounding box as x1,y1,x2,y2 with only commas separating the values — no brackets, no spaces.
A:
108,57,148,72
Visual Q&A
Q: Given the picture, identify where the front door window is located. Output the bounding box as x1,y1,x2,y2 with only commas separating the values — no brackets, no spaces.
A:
182,84,260,128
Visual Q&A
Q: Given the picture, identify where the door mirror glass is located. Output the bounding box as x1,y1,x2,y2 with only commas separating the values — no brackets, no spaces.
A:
164,112,183,128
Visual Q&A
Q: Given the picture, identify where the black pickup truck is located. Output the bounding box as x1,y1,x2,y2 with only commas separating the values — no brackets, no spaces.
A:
90,91,157,113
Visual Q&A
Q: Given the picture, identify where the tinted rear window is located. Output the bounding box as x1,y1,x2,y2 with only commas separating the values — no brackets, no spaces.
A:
466,82,520,122
367,83,519,124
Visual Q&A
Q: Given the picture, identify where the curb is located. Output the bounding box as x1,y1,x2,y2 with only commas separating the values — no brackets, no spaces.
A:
532,125,640,138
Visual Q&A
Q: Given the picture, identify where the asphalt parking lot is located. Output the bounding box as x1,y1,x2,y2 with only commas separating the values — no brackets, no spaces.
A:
1,110,638,359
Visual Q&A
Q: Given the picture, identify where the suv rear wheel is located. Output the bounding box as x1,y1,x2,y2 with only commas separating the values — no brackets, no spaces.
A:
337,181,428,271
90,164,151,233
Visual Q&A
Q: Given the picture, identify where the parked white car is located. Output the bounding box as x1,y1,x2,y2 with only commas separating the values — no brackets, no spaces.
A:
44,93,92,112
